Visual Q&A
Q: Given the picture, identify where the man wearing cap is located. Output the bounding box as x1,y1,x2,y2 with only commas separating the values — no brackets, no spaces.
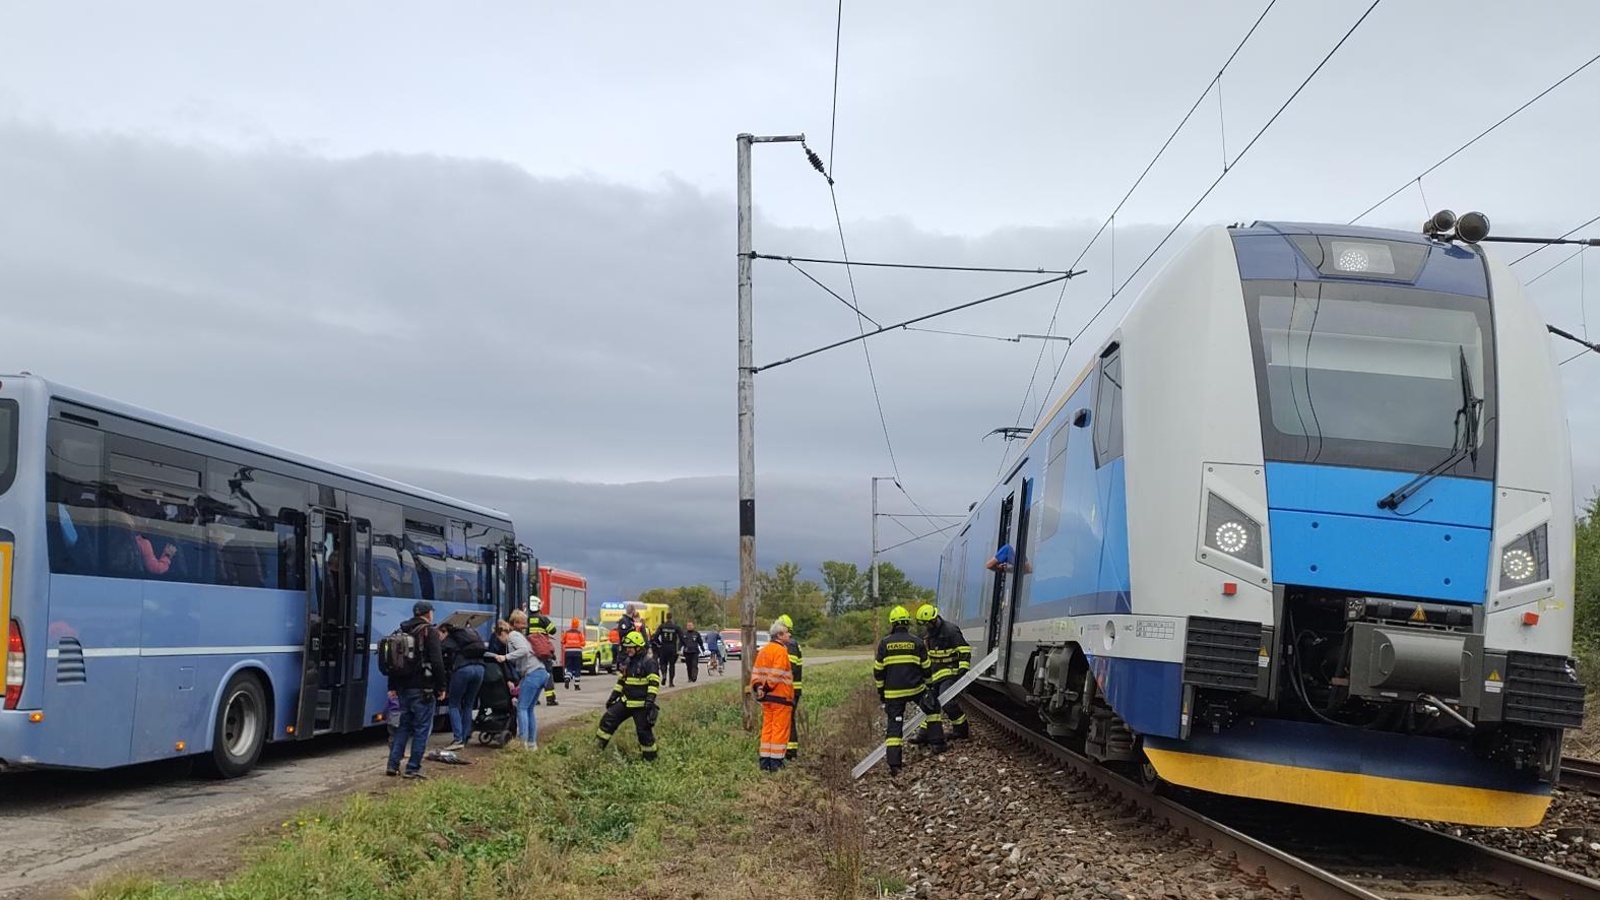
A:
386,600,446,779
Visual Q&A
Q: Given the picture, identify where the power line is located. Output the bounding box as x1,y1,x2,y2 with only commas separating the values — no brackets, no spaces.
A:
785,259,880,327
1349,50,1600,224
754,253,1076,275
878,526,956,555
828,0,844,173
1512,212,1600,266
1032,0,1385,417
903,325,1020,343
1527,246,1587,286
877,511,968,520
1005,0,1279,463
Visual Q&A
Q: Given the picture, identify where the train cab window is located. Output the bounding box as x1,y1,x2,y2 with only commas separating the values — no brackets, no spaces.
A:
1093,346,1124,467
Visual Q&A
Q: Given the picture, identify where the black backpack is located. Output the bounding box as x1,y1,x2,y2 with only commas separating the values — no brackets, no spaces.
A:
378,622,431,678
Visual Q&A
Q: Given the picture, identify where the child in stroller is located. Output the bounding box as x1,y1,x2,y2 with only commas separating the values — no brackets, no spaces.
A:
472,657,518,747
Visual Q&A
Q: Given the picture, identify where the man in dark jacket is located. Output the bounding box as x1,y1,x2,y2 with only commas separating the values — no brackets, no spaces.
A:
912,604,971,742
597,631,662,761
654,613,684,687
874,605,944,776
681,622,705,683
387,600,446,779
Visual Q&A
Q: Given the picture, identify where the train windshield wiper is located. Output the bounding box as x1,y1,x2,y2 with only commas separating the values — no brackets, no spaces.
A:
1376,346,1481,511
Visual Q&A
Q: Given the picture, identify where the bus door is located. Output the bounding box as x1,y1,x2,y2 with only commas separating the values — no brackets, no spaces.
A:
986,492,1015,655
296,508,361,738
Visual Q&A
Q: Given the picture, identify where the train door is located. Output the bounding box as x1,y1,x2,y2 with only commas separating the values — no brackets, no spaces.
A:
986,492,1015,653
295,509,365,738
1000,478,1033,681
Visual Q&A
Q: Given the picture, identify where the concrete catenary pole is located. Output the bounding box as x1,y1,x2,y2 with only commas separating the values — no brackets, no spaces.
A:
737,131,803,727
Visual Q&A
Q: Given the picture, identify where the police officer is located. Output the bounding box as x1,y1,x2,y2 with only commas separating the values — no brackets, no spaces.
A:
777,613,804,759
873,606,944,776
528,607,560,707
911,604,971,742
597,631,661,761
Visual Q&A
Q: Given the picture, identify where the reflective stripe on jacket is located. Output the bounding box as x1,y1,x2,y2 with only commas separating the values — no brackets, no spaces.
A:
562,629,586,651
785,637,804,699
874,626,930,700
750,639,794,702
608,652,662,708
925,618,971,682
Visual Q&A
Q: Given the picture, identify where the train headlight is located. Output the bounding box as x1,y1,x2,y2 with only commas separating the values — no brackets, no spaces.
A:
1498,524,1550,591
1204,493,1263,568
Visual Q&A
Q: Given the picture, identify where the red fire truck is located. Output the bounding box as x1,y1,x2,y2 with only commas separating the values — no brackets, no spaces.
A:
538,565,589,627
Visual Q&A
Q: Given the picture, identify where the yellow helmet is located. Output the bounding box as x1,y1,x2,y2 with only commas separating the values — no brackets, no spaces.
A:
889,605,912,625
778,613,794,629
623,630,647,648
916,604,938,623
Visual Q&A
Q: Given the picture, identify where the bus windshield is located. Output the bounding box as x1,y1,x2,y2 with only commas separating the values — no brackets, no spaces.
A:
1242,281,1497,476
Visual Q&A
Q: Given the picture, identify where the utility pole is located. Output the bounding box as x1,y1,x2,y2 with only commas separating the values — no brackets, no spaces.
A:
737,131,805,726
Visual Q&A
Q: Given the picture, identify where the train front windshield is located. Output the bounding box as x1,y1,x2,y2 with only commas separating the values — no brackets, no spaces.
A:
1241,281,1496,476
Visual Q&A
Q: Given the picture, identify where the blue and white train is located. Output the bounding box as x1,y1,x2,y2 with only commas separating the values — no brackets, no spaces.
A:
940,216,1586,827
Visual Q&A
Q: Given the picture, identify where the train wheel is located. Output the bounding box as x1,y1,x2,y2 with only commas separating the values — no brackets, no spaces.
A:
202,672,267,778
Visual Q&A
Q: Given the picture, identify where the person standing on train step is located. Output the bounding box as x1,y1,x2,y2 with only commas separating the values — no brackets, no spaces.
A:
874,605,944,777
654,613,684,687
681,621,705,684
561,617,586,690
777,613,804,759
750,620,795,772
911,604,971,742
527,608,559,707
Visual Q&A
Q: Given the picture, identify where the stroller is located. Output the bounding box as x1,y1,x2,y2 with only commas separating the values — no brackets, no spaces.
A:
472,658,517,748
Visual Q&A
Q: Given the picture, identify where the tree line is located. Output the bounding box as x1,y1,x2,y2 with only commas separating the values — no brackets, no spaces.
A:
628,559,937,648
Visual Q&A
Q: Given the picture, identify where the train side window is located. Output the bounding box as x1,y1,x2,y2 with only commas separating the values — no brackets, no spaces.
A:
1040,422,1072,541
1093,346,1124,467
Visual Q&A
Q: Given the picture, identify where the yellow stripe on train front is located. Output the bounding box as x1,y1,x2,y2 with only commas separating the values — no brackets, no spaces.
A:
1144,747,1551,828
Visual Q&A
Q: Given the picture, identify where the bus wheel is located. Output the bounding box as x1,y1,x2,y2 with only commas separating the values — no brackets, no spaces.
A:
203,672,267,778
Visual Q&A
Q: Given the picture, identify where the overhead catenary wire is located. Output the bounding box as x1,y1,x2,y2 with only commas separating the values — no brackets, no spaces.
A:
1004,0,1280,465
786,259,880,327
878,525,958,555
1032,0,1385,415
902,325,1021,343
755,253,1076,275
1512,212,1600,266
1349,50,1600,224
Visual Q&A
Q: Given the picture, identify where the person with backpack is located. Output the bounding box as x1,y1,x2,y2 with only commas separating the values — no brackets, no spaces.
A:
491,610,549,750
439,622,487,751
561,618,586,690
654,613,683,687
527,608,560,707
384,600,446,779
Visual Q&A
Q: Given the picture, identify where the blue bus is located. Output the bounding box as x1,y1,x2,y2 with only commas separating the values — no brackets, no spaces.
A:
0,375,528,776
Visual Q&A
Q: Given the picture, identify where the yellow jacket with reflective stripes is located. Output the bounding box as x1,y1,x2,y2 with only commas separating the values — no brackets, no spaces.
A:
874,625,930,700
607,651,661,708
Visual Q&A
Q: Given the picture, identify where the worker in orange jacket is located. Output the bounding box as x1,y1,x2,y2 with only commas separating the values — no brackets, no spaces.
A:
607,626,621,673
749,620,795,772
561,618,587,690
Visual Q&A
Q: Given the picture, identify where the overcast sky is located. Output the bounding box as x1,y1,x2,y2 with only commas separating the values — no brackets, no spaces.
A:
2,3,1598,600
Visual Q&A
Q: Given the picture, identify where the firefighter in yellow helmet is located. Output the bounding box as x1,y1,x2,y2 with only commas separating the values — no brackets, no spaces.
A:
911,603,971,743
596,630,660,761
777,613,804,759
873,605,944,776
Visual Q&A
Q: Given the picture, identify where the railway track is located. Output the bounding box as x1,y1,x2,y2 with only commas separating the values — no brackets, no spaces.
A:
963,689,1600,900
1561,756,1600,795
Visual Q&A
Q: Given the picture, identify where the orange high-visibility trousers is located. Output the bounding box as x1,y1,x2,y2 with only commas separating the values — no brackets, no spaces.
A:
760,700,792,761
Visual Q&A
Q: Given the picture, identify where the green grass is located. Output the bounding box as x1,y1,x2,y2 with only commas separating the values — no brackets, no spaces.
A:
83,663,873,900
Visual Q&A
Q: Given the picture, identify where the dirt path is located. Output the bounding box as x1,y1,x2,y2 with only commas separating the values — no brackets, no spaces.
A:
1,654,867,899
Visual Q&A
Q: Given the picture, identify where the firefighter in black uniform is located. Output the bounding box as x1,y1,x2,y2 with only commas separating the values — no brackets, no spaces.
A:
597,630,661,761
874,605,944,776
779,613,803,759
912,603,971,741
528,608,560,706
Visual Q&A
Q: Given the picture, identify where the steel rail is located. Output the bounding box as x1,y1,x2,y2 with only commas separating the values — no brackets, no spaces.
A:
961,693,1384,900
965,692,1600,900
1560,756,1600,795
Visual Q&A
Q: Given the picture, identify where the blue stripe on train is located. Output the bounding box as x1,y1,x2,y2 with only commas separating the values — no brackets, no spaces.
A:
1265,463,1492,604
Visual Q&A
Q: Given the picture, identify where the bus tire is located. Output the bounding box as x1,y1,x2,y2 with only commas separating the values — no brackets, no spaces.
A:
203,672,267,778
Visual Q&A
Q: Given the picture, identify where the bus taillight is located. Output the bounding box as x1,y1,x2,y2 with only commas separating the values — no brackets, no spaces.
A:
3,620,21,710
